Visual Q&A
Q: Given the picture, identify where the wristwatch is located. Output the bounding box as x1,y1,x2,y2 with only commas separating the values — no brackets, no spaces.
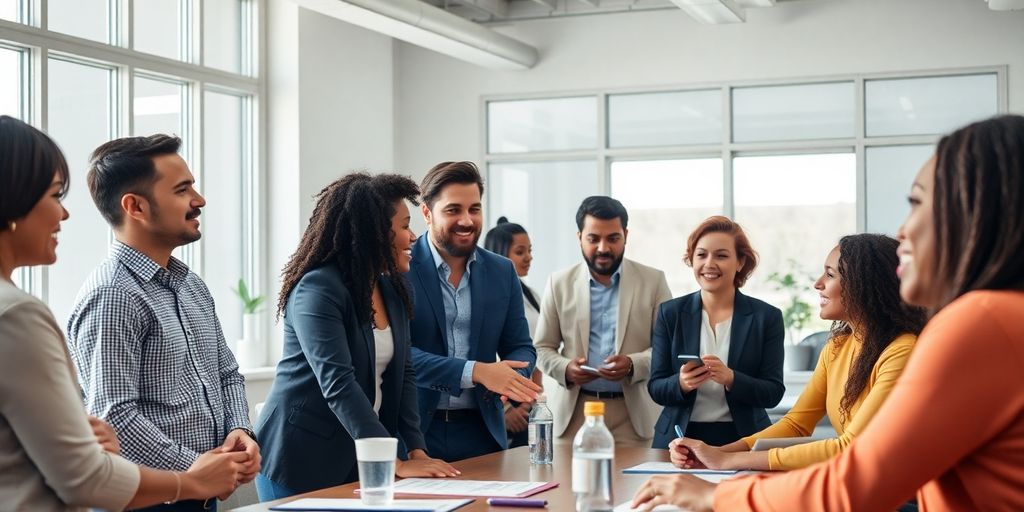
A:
235,427,258,443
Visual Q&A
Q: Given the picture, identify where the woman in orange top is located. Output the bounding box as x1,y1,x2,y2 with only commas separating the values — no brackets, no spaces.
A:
668,233,927,471
631,114,1024,511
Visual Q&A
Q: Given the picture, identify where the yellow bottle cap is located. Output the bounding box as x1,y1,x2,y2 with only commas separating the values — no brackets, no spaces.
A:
584,401,605,416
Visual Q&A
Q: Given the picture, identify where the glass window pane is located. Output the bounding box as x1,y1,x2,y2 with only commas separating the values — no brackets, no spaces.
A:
134,74,184,137
1,47,22,118
488,161,599,288
866,145,934,235
204,0,244,73
732,82,855,142
134,0,183,60
488,97,597,153
608,90,722,148
865,74,999,137
734,153,856,342
47,58,114,327
202,90,246,346
1,1,20,22
611,159,724,296
49,0,109,43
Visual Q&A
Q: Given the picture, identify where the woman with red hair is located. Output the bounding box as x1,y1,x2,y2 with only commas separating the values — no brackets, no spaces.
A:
648,216,785,449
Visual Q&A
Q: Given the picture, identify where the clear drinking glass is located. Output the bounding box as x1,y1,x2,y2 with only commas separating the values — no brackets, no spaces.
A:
354,437,397,505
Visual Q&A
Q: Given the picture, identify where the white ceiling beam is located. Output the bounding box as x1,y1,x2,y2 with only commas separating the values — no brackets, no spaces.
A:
737,0,775,6
530,0,557,9
293,0,538,69
669,0,746,23
458,0,510,18
577,0,601,7
986,0,1024,9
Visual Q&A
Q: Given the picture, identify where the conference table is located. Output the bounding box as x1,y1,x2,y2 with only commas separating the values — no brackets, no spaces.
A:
233,444,672,511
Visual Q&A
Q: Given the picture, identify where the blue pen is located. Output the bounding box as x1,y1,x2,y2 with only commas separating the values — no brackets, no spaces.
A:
674,425,685,439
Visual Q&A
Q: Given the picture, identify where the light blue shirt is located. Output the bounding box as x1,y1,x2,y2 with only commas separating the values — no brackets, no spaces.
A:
582,268,623,393
428,239,478,410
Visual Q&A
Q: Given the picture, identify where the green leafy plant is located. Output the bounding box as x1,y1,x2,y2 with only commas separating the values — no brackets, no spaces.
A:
766,260,815,344
233,278,265,315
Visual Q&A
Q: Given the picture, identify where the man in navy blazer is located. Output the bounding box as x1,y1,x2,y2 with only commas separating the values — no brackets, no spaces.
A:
406,161,541,462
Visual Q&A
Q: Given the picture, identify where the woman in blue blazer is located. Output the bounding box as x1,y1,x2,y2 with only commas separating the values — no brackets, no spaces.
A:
255,173,458,501
649,216,785,449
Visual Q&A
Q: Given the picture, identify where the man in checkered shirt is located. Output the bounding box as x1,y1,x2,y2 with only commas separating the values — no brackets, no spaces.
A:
66,134,260,511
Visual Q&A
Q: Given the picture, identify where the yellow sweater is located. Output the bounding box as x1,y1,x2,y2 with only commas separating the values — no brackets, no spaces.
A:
742,333,916,470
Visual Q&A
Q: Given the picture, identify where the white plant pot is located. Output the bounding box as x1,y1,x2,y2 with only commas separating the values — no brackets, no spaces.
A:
236,313,265,368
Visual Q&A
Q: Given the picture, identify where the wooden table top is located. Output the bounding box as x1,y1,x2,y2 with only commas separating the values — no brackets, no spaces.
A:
231,444,669,511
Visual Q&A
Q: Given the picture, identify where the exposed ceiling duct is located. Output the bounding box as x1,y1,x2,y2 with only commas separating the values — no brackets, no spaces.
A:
669,0,746,23
292,0,540,70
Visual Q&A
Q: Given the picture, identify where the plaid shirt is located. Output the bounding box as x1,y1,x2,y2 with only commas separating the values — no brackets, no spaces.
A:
66,241,251,471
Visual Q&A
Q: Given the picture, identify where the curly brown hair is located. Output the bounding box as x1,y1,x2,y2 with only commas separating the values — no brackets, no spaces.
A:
277,172,420,322
829,234,927,423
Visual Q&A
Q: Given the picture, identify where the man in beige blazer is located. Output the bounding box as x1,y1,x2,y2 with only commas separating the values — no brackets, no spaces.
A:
534,196,671,445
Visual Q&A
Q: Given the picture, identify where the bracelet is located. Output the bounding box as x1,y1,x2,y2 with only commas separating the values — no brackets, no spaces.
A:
164,471,181,505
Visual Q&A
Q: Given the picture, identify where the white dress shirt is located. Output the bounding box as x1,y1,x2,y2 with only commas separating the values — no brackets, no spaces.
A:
692,310,734,422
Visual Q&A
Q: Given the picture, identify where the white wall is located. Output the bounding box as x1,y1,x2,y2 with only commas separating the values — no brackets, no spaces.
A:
394,0,1024,194
265,0,397,362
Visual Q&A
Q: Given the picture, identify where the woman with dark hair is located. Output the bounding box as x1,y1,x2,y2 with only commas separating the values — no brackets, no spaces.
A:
631,115,1024,511
484,217,542,448
0,115,247,510
255,172,458,501
668,233,927,471
648,216,785,449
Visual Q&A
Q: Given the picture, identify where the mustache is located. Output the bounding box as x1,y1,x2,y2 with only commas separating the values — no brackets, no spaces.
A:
186,209,202,220
594,252,614,258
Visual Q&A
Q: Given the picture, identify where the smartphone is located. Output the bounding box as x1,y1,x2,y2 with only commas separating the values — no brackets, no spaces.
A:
677,354,705,368
579,364,602,375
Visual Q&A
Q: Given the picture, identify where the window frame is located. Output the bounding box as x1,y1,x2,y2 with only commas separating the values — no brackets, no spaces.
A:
0,0,266,342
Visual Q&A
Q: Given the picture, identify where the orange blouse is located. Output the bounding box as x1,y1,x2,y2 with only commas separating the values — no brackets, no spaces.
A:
715,290,1024,511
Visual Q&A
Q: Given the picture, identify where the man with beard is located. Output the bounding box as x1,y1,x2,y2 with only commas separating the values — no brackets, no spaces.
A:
534,196,671,446
66,135,259,511
406,161,540,462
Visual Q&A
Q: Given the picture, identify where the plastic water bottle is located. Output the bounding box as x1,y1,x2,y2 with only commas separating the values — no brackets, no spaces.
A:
528,395,554,464
572,401,614,512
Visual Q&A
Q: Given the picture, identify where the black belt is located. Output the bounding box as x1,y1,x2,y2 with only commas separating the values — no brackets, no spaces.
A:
579,389,625,399
435,409,481,422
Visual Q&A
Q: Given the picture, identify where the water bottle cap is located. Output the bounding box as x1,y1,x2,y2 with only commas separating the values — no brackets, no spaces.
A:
536,394,547,403
583,401,605,416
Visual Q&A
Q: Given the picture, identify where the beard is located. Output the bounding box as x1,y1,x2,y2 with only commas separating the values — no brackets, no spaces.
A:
434,223,480,258
152,205,203,246
583,249,623,276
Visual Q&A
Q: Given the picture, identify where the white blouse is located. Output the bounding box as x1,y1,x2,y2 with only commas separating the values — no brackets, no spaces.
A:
372,326,395,414
691,310,734,422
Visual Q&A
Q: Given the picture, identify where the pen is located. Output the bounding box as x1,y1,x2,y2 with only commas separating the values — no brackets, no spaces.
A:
674,425,685,439
486,498,548,508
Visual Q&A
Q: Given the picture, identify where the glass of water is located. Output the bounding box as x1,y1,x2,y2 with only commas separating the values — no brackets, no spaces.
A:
354,437,397,505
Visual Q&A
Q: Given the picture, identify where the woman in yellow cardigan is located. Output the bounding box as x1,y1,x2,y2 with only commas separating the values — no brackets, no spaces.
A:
669,233,927,471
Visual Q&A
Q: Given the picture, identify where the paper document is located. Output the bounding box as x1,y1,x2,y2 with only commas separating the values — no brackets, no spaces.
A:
622,462,737,475
382,478,557,497
751,436,816,451
613,502,682,512
268,498,473,511
622,463,757,483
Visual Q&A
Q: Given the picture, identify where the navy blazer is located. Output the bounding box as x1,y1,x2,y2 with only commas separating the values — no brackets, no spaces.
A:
406,236,537,450
256,266,426,492
648,290,785,449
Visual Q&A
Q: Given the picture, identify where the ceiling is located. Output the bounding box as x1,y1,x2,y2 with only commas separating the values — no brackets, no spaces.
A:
421,0,785,24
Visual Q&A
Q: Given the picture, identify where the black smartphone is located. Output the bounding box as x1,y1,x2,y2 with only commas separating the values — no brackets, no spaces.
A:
677,354,705,368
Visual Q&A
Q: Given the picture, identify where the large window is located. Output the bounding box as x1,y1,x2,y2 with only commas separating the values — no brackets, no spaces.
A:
486,69,1002,342
1,0,261,356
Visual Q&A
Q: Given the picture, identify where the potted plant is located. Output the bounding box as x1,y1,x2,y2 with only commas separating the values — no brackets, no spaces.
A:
766,261,815,371
233,278,266,368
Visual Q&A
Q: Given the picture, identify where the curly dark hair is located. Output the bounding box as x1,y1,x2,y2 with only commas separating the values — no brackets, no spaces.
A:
277,172,420,322
829,233,927,423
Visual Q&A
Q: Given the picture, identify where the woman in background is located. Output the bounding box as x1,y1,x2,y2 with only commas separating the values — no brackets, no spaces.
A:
256,172,457,501
0,115,246,511
484,216,542,448
631,114,1024,511
670,233,927,471
648,216,785,449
